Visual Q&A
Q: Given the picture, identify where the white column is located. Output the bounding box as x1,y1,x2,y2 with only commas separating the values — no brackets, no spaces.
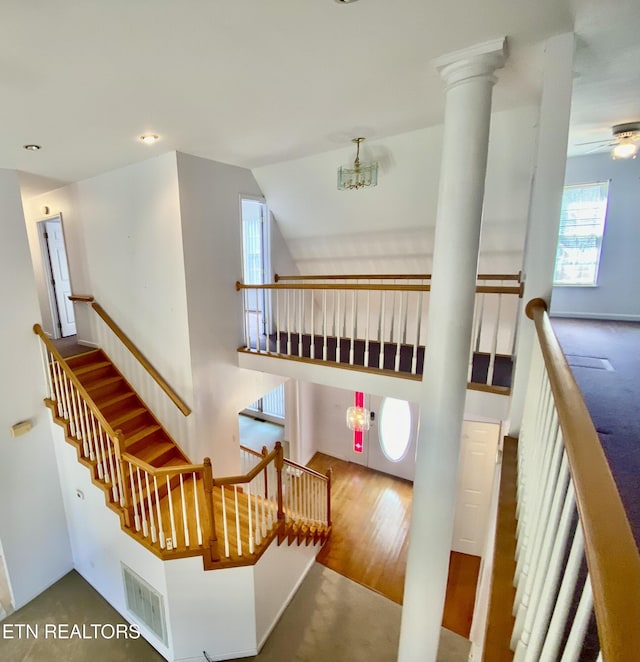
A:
398,38,506,662
509,33,575,432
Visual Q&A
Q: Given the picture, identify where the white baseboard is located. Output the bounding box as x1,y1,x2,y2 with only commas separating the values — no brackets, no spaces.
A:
550,311,640,322
13,564,74,611
78,339,100,348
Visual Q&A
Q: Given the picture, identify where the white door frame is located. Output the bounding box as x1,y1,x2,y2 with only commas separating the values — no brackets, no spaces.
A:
37,214,75,339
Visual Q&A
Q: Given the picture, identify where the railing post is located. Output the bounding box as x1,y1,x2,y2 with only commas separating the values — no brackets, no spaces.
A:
326,467,333,527
202,457,221,566
275,441,285,527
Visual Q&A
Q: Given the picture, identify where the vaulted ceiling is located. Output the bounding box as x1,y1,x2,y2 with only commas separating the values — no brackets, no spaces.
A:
2,0,638,199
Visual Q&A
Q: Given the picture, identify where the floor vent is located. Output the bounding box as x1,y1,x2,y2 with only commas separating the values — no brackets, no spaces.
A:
122,564,167,645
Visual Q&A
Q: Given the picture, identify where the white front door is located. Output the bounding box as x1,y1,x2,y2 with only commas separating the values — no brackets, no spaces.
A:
366,395,418,482
451,420,500,556
44,219,76,337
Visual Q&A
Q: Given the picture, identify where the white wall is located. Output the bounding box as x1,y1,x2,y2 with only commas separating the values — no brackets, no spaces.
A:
165,557,255,662
50,423,173,658
253,536,319,651
0,169,72,609
24,153,197,457
551,152,640,320
176,152,287,474
252,105,538,276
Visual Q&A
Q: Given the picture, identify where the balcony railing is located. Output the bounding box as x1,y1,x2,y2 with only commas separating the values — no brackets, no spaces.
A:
507,299,640,661
236,274,522,391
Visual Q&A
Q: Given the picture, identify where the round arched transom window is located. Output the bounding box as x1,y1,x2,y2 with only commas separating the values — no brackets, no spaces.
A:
379,398,412,462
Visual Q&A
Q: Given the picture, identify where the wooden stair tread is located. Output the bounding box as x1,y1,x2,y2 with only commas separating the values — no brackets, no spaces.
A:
94,391,137,410
135,439,175,464
111,407,148,427
73,360,114,376
124,424,162,446
64,349,103,367
85,375,124,391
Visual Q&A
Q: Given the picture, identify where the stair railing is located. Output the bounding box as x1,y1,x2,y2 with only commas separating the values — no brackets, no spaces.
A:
236,279,522,389
274,272,521,283
36,325,329,567
282,459,332,534
509,299,640,661
34,324,129,508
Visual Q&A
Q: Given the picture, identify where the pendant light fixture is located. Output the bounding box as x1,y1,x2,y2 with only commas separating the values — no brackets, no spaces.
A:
337,137,379,190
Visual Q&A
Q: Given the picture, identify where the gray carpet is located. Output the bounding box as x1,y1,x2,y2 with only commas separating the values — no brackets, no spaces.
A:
0,566,469,662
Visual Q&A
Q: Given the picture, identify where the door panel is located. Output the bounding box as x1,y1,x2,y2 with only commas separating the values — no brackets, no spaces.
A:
45,219,76,337
451,420,500,556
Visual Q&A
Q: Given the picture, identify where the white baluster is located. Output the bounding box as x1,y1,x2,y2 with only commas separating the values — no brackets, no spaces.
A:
145,472,157,543
539,522,585,660
136,467,148,537
193,472,203,546
559,576,594,662
276,289,281,354
166,476,177,549
244,289,251,350
107,434,119,503
286,289,292,355
52,361,64,416
247,480,255,554
67,380,78,439
234,485,242,556
310,288,316,360
77,397,88,452
349,290,356,365
129,462,140,531
487,293,502,385
336,291,342,363
520,479,575,662
412,292,422,375
221,485,230,557
298,289,303,357
60,372,72,421
179,473,189,548
379,291,386,370
154,476,165,549
394,291,403,372
322,290,328,361
89,412,100,469
254,289,261,353
254,475,261,545
99,427,110,484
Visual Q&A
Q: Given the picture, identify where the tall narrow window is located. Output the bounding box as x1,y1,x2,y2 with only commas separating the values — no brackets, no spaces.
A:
241,198,269,343
553,182,610,286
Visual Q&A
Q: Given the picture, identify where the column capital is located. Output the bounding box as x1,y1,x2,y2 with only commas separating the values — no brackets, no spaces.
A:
435,37,507,89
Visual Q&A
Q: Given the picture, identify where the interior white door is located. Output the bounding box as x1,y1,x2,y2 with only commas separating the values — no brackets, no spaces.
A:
366,395,418,481
45,219,76,337
451,420,500,556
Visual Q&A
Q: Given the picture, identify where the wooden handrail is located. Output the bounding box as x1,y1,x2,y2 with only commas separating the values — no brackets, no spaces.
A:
237,281,521,296
526,298,640,660
33,324,121,447
240,444,264,459
283,458,329,482
275,272,521,282
120,452,205,476
215,446,280,486
68,295,191,416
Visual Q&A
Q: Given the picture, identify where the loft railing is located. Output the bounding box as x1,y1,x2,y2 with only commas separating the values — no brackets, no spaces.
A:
236,278,522,390
34,326,330,567
509,299,640,661
274,272,521,283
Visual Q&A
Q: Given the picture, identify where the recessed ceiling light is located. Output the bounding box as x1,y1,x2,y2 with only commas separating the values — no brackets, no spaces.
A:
139,134,159,145
23,144,41,151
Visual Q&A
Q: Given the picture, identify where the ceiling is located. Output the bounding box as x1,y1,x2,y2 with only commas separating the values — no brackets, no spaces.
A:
1,0,638,198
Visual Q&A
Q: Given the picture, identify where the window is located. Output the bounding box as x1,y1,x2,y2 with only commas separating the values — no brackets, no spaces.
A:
379,398,412,462
553,182,610,286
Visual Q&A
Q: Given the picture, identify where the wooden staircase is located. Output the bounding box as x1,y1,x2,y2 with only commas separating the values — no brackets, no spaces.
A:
37,334,331,571
65,349,189,469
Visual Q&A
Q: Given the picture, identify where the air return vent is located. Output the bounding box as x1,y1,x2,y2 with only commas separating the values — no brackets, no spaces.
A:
122,564,167,645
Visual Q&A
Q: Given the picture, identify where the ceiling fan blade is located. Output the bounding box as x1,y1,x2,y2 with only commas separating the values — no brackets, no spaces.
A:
583,144,611,154
575,138,614,146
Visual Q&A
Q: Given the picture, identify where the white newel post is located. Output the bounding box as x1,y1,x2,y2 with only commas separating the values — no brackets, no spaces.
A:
398,38,506,662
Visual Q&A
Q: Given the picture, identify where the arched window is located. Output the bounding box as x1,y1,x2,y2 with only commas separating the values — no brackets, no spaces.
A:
379,398,412,462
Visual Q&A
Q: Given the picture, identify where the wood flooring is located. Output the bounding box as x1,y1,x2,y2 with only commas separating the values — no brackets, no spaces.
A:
308,452,481,639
